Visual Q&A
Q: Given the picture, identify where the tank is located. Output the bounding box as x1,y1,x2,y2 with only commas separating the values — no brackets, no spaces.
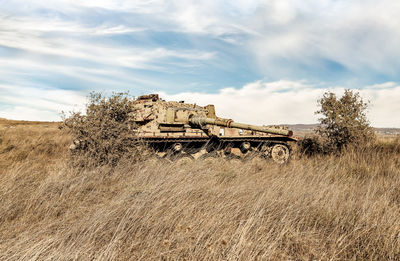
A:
130,94,297,164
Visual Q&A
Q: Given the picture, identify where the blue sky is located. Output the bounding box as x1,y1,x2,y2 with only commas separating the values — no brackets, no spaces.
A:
1,0,400,127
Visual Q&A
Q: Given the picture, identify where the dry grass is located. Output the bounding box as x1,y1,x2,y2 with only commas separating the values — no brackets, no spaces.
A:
1,120,400,260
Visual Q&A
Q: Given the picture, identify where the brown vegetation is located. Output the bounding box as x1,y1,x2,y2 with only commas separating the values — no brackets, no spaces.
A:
62,92,144,167
299,90,376,156
315,89,376,151
1,119,400,260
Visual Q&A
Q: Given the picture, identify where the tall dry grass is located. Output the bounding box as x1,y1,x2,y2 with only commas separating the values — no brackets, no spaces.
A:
1,121,400,260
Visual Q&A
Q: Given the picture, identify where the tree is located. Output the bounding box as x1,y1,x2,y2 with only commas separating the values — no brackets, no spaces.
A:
315,89,375,151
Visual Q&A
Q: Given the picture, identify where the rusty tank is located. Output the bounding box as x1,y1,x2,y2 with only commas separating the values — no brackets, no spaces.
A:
130,94,297,163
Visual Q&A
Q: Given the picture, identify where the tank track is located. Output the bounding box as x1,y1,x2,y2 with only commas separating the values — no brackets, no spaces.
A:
137,136,295,164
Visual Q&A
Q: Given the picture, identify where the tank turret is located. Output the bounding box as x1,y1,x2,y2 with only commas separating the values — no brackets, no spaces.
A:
131,94,296,164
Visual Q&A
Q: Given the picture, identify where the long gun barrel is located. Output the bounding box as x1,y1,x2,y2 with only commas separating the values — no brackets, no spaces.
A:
189,116,293,136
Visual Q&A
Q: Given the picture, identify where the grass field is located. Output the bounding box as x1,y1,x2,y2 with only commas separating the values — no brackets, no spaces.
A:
1,119,400,260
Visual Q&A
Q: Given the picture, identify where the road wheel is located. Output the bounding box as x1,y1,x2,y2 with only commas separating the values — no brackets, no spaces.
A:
271,144,290,164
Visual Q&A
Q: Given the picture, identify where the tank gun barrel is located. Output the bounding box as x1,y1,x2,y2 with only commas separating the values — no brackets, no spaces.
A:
189,116,293,136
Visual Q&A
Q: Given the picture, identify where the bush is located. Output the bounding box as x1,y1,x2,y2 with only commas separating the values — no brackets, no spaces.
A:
315,89,375,152
62,92,146,166
298,135,331,156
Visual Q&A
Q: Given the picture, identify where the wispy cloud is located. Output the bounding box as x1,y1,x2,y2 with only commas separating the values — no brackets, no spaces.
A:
0,0,399,126
162,80,400,128
0,17,214,69
1,79,398,127
248,0,400,81
0,84,86,121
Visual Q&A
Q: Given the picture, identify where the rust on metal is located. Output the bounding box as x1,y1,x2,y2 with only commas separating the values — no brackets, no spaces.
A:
129,94,296,163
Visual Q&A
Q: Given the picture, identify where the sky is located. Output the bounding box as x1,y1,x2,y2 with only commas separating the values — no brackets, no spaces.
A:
0,0,400,127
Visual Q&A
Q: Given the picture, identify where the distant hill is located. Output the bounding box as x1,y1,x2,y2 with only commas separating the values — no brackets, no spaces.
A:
374,127,400,136
285,123,400,137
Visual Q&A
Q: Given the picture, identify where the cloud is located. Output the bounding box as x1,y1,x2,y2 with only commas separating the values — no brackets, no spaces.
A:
0,11,217,96
161,81,323,125
3,0,400,88
362,86,400,127
0,84,86,121
1,79,398,127
0,16,214,70
3,0,400,77
1,0,399,127
161,80,400,128
248,0,400,79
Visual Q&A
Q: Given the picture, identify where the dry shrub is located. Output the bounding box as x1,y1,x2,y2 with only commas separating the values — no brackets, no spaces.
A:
315,89,376,151
298,135,331,156
62,92,147,167
300,90,377,156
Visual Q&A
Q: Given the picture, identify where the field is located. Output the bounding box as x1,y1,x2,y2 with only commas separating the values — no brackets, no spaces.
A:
1,119,400,260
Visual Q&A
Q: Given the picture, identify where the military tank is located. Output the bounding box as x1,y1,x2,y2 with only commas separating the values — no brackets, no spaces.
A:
130,94,297,164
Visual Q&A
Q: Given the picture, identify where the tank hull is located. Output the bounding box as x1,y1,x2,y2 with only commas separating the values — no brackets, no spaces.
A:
129,94,297,163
